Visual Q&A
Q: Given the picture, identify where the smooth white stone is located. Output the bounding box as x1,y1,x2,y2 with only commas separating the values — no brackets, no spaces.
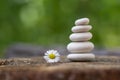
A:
69,32,92,41
67,42,94,52
75,18,89,25
72,25,92,33
67,53,95,61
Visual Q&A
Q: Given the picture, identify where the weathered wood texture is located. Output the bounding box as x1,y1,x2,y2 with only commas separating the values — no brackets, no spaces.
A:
0,56,120,80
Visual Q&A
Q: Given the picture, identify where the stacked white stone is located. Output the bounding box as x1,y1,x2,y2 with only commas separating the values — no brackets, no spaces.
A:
67,18,95,61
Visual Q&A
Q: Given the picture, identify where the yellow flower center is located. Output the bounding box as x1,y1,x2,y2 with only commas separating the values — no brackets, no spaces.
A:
49,53,56,59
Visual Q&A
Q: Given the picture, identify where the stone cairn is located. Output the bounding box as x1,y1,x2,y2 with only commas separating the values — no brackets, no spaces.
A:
67,18,95,61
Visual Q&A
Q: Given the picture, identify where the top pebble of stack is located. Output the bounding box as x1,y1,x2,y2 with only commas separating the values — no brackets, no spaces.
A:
75,18,89,25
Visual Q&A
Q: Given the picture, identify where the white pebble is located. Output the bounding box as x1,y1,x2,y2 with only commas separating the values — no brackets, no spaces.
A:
69,32,92,41
67,53,95,61
72,25,92,33
75,18,89,25
67,42,94,52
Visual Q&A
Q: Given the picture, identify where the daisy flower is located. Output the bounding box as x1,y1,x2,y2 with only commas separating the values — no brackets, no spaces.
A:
44,50,60,63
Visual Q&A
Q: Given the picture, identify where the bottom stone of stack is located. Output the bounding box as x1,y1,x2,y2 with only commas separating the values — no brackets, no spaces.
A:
67,53,95,61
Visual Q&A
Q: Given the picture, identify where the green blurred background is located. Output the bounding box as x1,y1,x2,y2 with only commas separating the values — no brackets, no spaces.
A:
0,0,120,56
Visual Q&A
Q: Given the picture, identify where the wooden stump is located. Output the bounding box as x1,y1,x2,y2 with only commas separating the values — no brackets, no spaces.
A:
0,56,120,80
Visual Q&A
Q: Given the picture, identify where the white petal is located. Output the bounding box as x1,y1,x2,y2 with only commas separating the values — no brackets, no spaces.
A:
47,51,53,55
53,50,57,53
45,52,48,56
50,50,56,53
54,57,60,62
55,53,60,56
47,50,50,53
44,56,49,61
47,59,55,63
46,51,50,54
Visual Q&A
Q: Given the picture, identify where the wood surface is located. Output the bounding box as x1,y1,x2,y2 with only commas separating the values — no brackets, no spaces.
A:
0,56,120,80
